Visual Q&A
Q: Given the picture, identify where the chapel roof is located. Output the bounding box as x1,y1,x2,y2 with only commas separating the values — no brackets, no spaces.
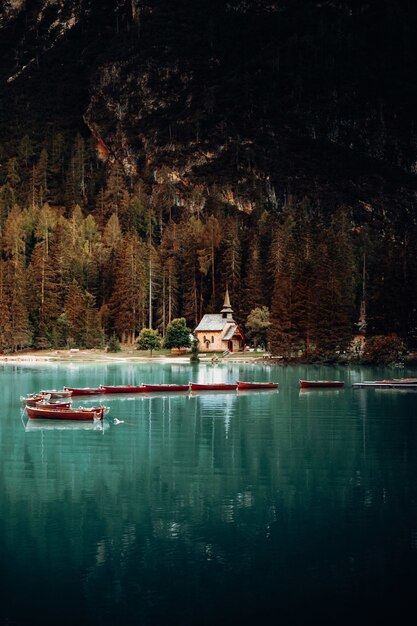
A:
222,324,237,341
194,314,229,332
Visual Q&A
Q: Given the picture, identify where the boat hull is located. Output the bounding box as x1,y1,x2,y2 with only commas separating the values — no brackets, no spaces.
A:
99,385,146,394
237,381,279,390
190,383,237,391
373,378,417,385
142,384,190,392
299,380,344,389
352,382,417,389
26,405,108,420
37,401,72,409
39,389,73,398
21,393,51,406
64,387,103,395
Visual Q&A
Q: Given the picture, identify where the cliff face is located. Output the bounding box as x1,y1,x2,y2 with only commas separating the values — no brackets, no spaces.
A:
1,0,417,213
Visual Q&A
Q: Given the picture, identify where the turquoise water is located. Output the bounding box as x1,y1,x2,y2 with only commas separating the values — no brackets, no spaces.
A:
1,361,417,625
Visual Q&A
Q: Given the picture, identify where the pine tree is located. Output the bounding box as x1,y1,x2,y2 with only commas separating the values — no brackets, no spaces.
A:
241,233,264,320
8,260,31,351
0,260,12,352
0,185,15,225
178,216,206,326
27,243,60,347
18,135,34,170
158,220,179,334
219,215,242,319
6,158,21,190
3,205,27,263
269,211,305,357
312,210,355,354
34,148,49,206
64,281,102,348
109,233,146,344
103,160,127,217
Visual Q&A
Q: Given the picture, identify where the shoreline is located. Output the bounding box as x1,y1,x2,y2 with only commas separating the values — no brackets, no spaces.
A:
0,348,269,365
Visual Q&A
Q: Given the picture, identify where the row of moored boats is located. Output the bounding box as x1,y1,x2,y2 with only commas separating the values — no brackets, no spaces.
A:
21,381,279,421
21,377,417,421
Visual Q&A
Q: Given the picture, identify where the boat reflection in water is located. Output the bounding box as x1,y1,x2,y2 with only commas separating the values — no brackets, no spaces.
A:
24,417,110,432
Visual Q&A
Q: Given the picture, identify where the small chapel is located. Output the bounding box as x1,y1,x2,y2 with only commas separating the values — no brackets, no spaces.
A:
194,288,245,352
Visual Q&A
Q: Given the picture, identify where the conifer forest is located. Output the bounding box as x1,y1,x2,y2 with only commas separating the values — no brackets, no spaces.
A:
1,1,417,356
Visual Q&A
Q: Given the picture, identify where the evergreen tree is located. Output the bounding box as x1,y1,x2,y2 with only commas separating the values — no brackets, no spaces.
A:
27,243,61,347
0,185,15,225
179,216,207,326
246,306,271,348
312,210,355,354
158,220,179,333
8,260,32,351
242,233,264,320
18,135,34,170
6,158,21,190
34,148,49,206
64,281,102,348
103,160,127,217
0,260,12,352
219,216,242,317
109,233,146,344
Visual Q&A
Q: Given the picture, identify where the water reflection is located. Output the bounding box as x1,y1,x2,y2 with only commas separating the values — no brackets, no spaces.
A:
2,362,417,625
24,418,110,432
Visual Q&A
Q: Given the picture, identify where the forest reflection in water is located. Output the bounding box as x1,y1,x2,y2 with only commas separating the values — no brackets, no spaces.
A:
1,362,417,625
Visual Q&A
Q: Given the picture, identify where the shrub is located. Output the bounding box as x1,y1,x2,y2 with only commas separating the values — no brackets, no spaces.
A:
190,339,200,363
107,334,121,352
164,318,192,349
137,328,162,356
362,334,405,365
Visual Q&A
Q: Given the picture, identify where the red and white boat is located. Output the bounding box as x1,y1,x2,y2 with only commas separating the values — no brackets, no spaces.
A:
26,404,109,421
99,384,146,394
299,380,344,389
190,382,237,391
64,386,103,395
373,377,417,385
20,393,51,406
142,384,190,392
36,400,73,409
237,381,279,390
39,389,73,398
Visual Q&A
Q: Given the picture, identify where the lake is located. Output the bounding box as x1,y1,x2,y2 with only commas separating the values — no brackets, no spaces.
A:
1,361,417,625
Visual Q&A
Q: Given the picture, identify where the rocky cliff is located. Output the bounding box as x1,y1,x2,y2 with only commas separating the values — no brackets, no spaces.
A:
1,0,417,215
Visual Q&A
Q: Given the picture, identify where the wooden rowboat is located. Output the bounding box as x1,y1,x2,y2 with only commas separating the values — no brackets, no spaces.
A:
352,382,417,389
237,381,279,390
142,384,190,392
26,405,109,421
64,386,103,395
20,393,51,406
190,382,237,391
299,380,344,389
36,400,73,409
99,384,146,394
39,389,73,398
373,378,417,384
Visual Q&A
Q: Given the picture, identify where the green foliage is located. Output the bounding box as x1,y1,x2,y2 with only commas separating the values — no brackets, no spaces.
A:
107,334,121,353
164,318,192,349
0,111,416,359
362,334,405,365
246,306,271,348
190,338,200,363
137,328,162,356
